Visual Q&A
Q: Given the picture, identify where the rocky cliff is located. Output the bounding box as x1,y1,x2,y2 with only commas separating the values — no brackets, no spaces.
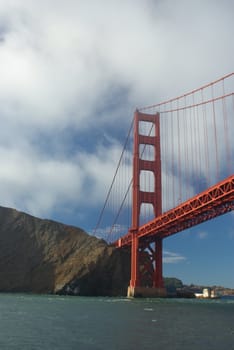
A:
0,206,130,296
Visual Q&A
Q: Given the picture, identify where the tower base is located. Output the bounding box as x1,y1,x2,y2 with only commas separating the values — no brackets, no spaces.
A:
127,286,167,298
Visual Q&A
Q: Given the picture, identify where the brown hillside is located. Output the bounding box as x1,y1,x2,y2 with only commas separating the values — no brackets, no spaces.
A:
0,206,130,296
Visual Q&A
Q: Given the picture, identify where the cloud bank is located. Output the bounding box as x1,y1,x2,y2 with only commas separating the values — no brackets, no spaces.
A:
0,0,233,229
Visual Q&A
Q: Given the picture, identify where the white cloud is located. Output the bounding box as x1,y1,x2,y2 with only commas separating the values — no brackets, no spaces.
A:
92,224,128,243
0,0,233,128
0,0,233,226
197,231,208,240
163,250,186,264
0,145,84,216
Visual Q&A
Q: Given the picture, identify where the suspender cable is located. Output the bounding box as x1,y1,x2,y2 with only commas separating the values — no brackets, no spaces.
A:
93,117,134,237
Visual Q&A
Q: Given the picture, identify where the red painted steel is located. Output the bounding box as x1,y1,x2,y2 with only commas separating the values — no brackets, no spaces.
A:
129,110,163,289
116,174,234,247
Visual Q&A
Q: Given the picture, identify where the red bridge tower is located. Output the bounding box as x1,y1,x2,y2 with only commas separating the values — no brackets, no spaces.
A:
128,110,166,297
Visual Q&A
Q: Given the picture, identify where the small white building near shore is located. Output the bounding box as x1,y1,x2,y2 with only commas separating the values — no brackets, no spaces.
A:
195,288,218,299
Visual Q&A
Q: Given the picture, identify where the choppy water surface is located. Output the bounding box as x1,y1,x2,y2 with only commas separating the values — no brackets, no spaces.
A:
0,294,233,349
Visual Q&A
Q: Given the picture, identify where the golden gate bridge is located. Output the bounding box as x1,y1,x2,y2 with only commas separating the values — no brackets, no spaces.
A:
94,73,234,297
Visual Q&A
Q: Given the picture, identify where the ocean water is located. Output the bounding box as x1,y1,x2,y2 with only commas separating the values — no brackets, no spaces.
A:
0,294,233,350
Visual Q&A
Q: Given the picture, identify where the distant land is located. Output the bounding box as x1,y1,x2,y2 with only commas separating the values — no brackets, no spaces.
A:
164,277,234,297
0,206,233,297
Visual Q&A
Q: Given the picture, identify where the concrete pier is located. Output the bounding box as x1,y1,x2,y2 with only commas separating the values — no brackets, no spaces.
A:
127,286,167,298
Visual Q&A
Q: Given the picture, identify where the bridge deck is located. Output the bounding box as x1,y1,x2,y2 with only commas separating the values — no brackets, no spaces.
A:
116,175,234,247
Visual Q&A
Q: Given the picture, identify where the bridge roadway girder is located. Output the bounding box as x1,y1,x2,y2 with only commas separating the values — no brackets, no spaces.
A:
116,175,234,247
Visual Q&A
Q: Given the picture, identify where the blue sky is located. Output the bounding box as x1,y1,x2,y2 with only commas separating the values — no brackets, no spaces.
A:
163,213,234,288
0,0,233,288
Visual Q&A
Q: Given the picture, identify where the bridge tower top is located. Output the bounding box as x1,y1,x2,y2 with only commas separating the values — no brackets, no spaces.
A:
131,110,162,230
